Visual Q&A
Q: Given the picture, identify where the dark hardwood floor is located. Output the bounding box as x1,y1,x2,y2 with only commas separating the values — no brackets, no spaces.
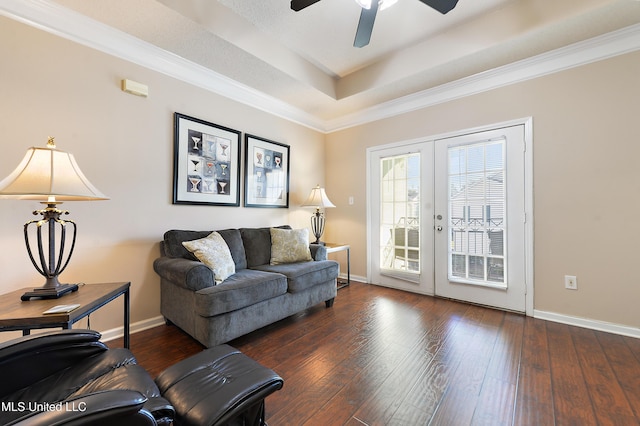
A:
109,282,640,425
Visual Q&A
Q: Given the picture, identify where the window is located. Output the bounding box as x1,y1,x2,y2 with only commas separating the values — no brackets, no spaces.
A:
380,153,420,274
448,139,506,285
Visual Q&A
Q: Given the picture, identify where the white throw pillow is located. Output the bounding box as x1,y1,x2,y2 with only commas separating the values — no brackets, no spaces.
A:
270,228,313,265
182,231,235,284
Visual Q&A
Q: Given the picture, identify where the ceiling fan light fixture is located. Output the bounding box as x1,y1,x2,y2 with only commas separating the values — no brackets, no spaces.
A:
354,0,397,10
379,0,398,10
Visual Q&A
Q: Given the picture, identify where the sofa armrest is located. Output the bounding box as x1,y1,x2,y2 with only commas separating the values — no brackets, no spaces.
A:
0,330,108,397
310,244,327,261
7,390,155,426
153,257,215,291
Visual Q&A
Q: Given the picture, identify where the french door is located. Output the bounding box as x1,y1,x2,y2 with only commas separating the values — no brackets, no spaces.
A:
368,141,435,295
368,123,529,312
434,125,526,312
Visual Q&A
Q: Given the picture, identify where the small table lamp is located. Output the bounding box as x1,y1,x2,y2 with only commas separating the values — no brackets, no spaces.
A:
0,137,109,300
301,185,335,245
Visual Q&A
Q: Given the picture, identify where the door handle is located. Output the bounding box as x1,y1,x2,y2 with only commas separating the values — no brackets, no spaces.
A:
436,225,443,232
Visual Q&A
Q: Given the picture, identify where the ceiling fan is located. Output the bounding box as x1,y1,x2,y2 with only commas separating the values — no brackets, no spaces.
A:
291,0,459,48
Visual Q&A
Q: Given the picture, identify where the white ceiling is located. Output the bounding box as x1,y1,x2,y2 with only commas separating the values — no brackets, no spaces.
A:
10,0,640,127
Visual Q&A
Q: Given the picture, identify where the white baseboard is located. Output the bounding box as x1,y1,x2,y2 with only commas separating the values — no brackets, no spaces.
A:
338,273,368,284
100,315,166,343
534,310,640,339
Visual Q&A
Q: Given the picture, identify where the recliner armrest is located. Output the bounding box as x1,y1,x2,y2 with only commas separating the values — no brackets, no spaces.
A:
153,256,215,291
0,329,102,357
0,330,108,398
6,390,154,426
143,396,175,426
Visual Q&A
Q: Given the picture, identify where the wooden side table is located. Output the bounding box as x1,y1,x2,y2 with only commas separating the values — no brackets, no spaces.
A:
0,282,131,348
325,243,350,289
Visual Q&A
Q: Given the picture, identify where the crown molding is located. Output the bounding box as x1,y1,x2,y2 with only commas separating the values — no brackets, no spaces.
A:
1,1,639,134
324,23,640,132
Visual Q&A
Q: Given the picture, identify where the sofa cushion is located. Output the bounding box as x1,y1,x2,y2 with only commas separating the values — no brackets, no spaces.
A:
195,269,287,317
182,232,235,284
252,260,339,293
164,229,247,270
240,225,290,268
270,228,313,265
164,230,210,260
217,229,248,270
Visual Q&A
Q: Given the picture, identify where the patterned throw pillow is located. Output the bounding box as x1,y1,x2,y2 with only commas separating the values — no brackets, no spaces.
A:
270,228,313,265
182,231,235,284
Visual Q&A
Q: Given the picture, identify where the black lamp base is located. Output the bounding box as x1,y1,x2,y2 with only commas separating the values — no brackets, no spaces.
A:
310,210,326,247
21,283,79,301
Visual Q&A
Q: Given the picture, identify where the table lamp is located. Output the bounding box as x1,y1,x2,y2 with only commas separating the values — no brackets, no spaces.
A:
0,137,109,300
301,185,335,245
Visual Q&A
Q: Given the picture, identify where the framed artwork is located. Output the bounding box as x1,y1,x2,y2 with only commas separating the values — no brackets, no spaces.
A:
244,134,290,208
173,112,241,206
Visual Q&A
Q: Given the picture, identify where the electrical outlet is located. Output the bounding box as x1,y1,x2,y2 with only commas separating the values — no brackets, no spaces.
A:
565,275,578,290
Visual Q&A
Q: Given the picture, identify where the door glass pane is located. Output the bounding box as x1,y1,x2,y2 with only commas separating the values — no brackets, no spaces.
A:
448,139,506,285
380,153,420,274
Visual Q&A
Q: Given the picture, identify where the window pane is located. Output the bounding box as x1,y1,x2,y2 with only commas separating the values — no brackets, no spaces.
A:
381,202,393,224
449,175,465,199
467,145,484,172
469,256,485,280
382,180,394,202
452,254,466,277
408,155,420,178
380,153,420,275
382,159,394,180
447,139,506,284
488,230,504,256
467,173,485,199
449,147,465,175
486,143,504,170
488,258,504,282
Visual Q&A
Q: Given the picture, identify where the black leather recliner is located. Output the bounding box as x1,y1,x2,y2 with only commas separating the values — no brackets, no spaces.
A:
0,329,283,425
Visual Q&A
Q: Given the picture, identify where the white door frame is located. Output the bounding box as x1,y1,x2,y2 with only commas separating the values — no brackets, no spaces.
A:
367,117,534,316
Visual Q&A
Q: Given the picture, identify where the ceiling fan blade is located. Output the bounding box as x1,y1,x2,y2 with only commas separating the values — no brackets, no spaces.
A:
418,0,459,14
354,2,379,48
291,0,322,12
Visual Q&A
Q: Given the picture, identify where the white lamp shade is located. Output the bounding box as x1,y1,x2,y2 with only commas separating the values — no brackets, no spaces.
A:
301,185,336,209
0,144,108,201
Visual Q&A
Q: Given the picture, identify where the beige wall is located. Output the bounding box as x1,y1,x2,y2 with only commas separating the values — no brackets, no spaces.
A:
325,50,640,329
0,17,326,338
2,14,639,337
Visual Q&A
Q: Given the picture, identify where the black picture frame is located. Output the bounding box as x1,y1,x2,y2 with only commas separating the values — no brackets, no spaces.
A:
244,134,290,208
173,113,241,206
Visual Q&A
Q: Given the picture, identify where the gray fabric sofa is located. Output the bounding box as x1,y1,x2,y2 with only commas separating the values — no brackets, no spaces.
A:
153,226,339,347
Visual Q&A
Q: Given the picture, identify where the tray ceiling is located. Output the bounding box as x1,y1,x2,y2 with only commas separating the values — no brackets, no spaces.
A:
8,0,640,128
